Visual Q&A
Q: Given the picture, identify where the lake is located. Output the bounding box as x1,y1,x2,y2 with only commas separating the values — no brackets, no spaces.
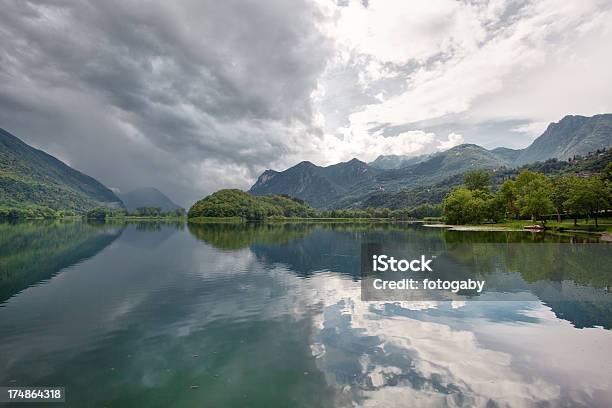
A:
0,221,611,407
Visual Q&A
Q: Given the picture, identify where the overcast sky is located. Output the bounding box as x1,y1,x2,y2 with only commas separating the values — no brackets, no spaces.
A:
1,0,612,206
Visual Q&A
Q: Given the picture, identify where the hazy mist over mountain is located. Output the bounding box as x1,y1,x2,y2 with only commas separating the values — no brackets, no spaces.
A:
2,0,612,204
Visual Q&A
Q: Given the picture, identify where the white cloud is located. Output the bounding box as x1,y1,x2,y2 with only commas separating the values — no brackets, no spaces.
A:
315,0,612,157
437,133,465,150
333,0,486,64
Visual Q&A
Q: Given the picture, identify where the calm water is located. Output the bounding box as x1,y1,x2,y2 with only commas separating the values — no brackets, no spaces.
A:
0,221,611,407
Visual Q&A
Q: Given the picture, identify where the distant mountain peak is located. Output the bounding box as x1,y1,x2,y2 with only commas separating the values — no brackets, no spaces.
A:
294,160,317,169
514,113,612,166
118,187,182,212
448,143,486,151
252,169,278,188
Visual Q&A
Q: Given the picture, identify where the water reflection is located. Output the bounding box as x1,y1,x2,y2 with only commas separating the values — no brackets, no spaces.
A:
0,221,609,407
190,223,611,329
0,221,123,302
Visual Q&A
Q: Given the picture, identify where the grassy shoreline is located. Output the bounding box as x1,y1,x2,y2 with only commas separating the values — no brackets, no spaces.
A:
424,217,612,236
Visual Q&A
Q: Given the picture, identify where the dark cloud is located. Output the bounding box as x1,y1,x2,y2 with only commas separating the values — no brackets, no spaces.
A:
0,0,332,205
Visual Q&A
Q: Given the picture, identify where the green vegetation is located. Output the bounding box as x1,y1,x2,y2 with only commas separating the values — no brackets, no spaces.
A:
0,128,122,211
441,170,504,224
86,206,186,221
188,189,444,222
357,148,612,211
0,205,67,219
188,189,317,221
443,168,612,228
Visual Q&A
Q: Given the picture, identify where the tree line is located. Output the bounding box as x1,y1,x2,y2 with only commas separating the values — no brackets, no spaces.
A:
443,163,612,226
86,207,186,220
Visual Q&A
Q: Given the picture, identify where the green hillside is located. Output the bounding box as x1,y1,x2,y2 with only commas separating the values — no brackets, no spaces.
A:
188,189,316,220
0,128,123,212
357,148,612,210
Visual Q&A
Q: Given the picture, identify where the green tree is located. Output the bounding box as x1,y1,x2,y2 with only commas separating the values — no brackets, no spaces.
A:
442,188,488,224
515,178,554,223
602,162,612,183
86,207,109,220
514,170,543,193
550,176,570,223
587,177,610,227
563,177,591,226
464,170,491,192
443,188,471,224
485,194,506,223
498,179,518,219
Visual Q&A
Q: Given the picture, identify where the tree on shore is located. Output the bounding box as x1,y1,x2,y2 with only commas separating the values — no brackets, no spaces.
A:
498,179,518,219
442,167,611,226
516,177,554,223
443,188,477,224
564,177,592,226
464,170,491,192
586,177,610,227
550,176,570,223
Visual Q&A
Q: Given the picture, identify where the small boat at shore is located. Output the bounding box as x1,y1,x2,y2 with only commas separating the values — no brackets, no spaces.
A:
523,224,544,230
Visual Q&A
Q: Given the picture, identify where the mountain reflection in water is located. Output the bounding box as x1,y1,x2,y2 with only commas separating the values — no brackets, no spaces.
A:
0,221,609,407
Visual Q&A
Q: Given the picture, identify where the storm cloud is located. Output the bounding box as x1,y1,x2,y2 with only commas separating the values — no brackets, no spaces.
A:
0,0,332,205
2,0,612,205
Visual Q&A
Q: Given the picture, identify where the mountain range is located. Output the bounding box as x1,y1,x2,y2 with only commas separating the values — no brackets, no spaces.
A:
0,128,180,212
250,114,612,209
1,113,611,213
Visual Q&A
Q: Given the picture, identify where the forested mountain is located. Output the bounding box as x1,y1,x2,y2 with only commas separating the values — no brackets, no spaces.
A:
250,114,612,209
0,128,123,211
355,148,612,210
119,187,182,213
250,144,511,208
514,114,612,165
